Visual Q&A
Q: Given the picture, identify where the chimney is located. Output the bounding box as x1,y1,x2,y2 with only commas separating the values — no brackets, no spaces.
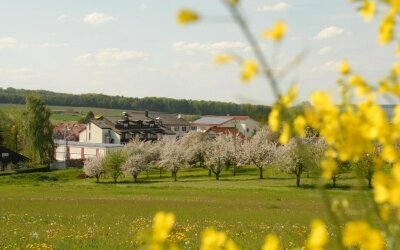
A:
145,110,149,117
177,114,182,119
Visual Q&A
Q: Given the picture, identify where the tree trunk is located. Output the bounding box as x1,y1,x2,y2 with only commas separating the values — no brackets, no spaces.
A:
332,176,336,188
259,167,264,179
208,169,211,177
233,164,236,176
368,177,372,188
174,171,177,182
215,172,220,181
134,175,137,183
159,169,162,178
296,175,301,187
114,177,117,183
96,176,99,183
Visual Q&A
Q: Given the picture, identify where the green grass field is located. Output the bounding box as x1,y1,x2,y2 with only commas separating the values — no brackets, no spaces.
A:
0,166,377,249
0,103,127,122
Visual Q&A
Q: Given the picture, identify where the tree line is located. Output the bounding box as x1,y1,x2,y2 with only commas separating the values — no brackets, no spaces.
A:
0,87,271,120
0,95,54,166
84,129,377,188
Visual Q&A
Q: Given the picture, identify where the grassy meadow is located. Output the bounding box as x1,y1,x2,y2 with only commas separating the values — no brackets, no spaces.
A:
0,166,377,249
0,103,126,122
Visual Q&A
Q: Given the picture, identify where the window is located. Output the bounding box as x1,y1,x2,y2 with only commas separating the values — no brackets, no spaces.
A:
89,133,91,140
123,123,128,128
246,128,250,132
2,153,9,158
174,127,179,131
182,126,187,131
191,126,197,131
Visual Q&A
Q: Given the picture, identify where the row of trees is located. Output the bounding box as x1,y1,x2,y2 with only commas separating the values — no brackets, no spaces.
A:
0,87,270,120
84,129,377,187
0,96,54,166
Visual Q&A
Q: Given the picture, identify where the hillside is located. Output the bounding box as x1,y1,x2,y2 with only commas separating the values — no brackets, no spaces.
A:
0,87,270,120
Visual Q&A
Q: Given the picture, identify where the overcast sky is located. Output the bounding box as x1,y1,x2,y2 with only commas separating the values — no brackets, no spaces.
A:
0,0,396,105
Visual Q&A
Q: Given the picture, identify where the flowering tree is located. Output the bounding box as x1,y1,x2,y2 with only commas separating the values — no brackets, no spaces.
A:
203,134,231,180
276,138,325,187
83,156,104,183
123,140,154,182
241,127,276,179
159,138,188,181
180,131,209,172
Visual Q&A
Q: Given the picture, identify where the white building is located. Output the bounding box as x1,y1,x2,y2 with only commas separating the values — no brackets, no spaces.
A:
54,140,123,161
79,111,175,144
191,115,260,138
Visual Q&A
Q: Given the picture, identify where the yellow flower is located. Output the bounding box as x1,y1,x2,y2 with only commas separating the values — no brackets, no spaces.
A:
359,0,376,21
339,60,351,75
262,234,281,250
269,108,281,131
294,115,306,137
200,228,237,250
321,159,337,179
280,84,299,107
263,21,287,42
177,9,199,25
214,54,234,64
241,59,259,81
152,211,175,243
279,123,291,144
393,62,400,75
379,11,395,44
348,74,370,96
306,219,328,250
343,221,385,250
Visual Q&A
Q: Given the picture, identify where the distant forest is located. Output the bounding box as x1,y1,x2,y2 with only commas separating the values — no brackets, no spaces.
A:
0,88,271,120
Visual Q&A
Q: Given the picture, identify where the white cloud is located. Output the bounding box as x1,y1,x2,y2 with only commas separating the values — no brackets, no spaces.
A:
257,2,291,12
83,12,114,25
318,46,334,55
0,37,18,50
140,3,148,9
314,26,345,40
311,61,340,72
77,48,149,65
20,42,68,49
173,41,246,53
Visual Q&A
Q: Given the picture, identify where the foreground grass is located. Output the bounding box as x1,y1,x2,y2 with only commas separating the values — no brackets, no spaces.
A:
0,167,375,249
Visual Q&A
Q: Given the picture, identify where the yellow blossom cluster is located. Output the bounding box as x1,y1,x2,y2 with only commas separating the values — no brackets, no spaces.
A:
342,220,385,250
374,163,400,210
200,228,238,250
268,85,300,144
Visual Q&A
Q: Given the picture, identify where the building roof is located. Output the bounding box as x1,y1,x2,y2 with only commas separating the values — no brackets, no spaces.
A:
53,123,86,141
146,111,189,126
89,112,175,135
192,116,250,126
54,140,124,148
0,146,29,163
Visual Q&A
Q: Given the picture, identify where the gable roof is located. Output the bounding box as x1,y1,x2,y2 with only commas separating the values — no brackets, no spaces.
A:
0,146,29,163
192,116,250,126
89,113,175,135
